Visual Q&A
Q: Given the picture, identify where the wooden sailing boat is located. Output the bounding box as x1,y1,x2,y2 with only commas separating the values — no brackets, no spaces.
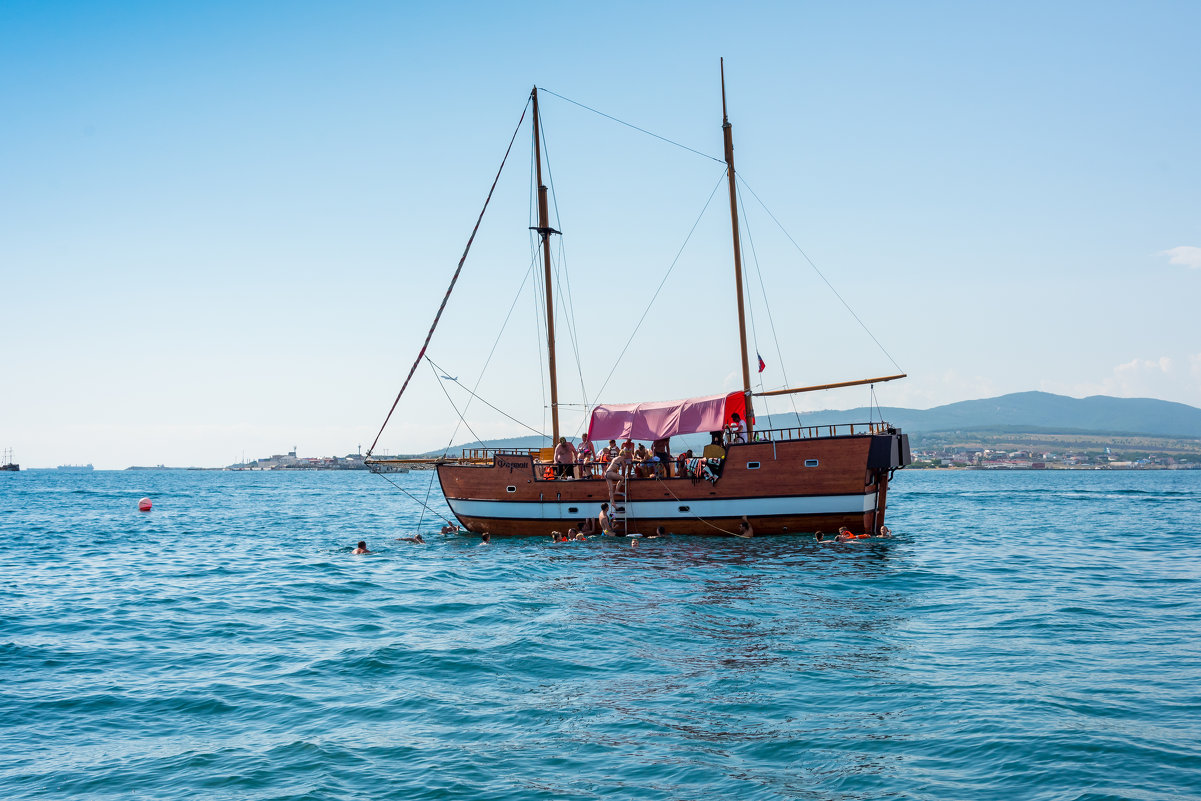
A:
369,66,912,537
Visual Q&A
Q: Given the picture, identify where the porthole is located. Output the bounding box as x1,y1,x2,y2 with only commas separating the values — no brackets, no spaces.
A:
804,459,819,467
746,461,760,469
678,505,690,512
568,507,579,513
506,485,517,493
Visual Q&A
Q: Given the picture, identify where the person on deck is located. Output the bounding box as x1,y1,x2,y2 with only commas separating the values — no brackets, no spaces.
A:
652,437,672,478
553,437,577,479
577,436,595,478
607,439,620,460
726,413,747,445
633,443,652,478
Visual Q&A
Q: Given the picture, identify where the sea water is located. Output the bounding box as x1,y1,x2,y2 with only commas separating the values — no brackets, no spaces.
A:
1,468,1199,800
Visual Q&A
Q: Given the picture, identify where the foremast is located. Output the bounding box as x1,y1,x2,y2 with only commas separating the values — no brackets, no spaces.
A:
531,87,561,443
721,60,754,435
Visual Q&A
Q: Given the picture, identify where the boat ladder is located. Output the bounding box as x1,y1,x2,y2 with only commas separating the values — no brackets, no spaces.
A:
610,476,630,535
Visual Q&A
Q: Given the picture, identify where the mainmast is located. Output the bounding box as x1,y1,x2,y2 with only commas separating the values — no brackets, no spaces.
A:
531,87,561,443
721,59,754,433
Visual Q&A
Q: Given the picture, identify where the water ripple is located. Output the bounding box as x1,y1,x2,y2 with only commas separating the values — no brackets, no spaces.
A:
1,469,1199,799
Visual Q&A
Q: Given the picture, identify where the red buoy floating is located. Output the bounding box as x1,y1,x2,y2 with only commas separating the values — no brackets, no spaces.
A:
138,497,152,512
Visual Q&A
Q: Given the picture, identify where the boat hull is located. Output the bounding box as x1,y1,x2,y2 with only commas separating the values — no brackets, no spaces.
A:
436,431,909,537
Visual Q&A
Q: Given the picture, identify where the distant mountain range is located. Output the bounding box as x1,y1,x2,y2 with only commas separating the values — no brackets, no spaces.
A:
418,391,1201,455
769,391,1201,438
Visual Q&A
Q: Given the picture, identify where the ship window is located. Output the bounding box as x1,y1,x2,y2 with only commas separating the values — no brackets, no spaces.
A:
678,505,690,512
616,506,625,513
568,507,578,513
805,459,819,467
506,485,516,493
746,461,760,469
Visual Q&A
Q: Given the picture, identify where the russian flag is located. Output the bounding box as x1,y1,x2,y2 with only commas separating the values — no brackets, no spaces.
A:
757,352,766,373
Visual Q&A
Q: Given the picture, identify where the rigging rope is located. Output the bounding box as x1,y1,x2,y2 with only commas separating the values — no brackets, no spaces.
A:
426,356,547,439
592,169,728,403
736,175,906,375
366,97,531,457
428,357,483,448
538,111,590,430
736,183,803,427
539,87,724,164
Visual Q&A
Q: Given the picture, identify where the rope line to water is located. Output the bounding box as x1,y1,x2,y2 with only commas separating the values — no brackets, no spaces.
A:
372,470,449,524
650,471,737,535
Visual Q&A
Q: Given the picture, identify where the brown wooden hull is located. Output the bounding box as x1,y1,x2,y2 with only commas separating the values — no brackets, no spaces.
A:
436,432,909,537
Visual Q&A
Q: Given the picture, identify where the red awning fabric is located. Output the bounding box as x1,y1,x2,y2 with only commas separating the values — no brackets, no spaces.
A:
587,391,746,442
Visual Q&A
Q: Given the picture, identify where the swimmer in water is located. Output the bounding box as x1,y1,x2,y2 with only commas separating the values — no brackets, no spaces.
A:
480,532,491,544
398,533,426,544
652,526,666,538
352,541,372,555
878,525,892,538
735,516,754,538
599,502,616,536
814,531,824,542
573,529,586,541
835,527,856,542
440,522,460,535
630,538,638,548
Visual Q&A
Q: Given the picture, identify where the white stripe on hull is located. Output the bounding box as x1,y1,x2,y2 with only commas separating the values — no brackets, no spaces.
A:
447,492,878,521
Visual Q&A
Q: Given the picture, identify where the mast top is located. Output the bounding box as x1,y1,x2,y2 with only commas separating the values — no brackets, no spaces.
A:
720,57,728,124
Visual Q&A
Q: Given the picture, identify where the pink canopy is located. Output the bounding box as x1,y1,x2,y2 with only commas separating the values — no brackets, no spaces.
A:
586,391,746,442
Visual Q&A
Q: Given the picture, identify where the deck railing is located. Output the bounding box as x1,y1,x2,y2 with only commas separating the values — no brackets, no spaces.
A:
751,421,893,442
458,447,542,462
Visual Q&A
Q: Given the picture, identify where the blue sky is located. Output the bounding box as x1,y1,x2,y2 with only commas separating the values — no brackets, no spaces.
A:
2,1,1199,467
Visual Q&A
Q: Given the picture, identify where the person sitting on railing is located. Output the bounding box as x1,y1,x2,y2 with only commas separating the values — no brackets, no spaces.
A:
676,449,694,478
